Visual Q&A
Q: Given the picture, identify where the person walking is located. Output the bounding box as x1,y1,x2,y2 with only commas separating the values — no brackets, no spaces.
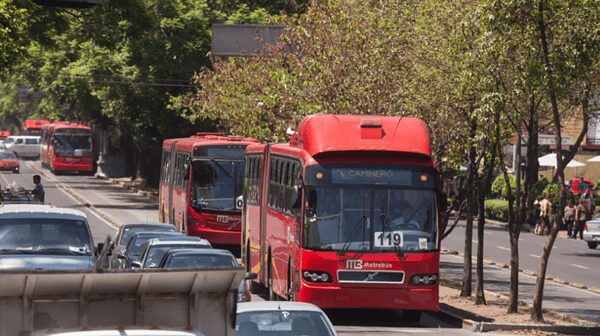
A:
581,188,595,220
564,199,576,238
533,196,542,234
574,198,587,239
30,174,45,203
538,195,552,235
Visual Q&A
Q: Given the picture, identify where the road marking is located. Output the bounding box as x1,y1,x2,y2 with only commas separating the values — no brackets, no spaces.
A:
530,254,541,258
497,246,510,251
572,264,589,270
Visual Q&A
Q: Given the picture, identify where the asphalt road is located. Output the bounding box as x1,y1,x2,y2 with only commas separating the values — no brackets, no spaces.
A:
0,161,512,336
442,222,600,289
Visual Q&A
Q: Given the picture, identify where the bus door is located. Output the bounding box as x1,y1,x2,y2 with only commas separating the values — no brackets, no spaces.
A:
259,145,271,284
167,140,179,224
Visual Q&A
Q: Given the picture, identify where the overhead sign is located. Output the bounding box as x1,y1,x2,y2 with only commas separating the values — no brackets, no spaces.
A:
331,168,412,185
211,24,287,57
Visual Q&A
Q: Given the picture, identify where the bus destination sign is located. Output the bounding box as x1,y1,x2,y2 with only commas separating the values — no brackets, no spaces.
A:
331,168,412,185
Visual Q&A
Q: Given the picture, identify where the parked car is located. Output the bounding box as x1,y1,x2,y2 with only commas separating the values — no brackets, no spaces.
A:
108,223,177,268
583,214,600,249
236,301,337,336
131,237,211,268
114,231,184,269
2,135,41,159
0,151,19,173
0,204,98,270
158,248,254,302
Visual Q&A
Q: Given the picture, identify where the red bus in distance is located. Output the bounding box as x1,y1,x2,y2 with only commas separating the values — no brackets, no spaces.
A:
0,131,10,140
23,119,50,135
242,115,442,320
159,133,259,248
40,122,94,174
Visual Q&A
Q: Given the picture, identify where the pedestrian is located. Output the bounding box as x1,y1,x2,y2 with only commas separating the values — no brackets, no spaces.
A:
30,174,45,203
533,196,542,234
574,197,587,239
538,195,552,235
563,199,576,238
581,188,595,220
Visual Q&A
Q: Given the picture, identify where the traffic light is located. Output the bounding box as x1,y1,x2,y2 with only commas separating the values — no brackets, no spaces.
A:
31,0,109,9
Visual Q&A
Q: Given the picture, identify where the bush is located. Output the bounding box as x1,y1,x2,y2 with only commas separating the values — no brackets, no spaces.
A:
484,199,509,222
529,178,549,202
491,174,523,199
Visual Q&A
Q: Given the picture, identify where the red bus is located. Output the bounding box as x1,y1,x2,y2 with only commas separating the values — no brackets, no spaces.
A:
40,122,94,174
159,133,259,247
242,115,442,320
23,119,50,135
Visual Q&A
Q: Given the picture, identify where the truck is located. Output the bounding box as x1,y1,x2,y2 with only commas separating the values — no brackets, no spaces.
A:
0,267,244,335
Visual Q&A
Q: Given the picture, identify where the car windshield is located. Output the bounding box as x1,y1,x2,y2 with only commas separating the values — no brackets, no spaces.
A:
3,138,14,145
164,254,237,268
190,159,244,212
125,233,181,257
144,244,209,267
0,218,91,255
54,133,92,157
0,152,16,159
304,187,437,252
120,226,176,245
236,311,334,336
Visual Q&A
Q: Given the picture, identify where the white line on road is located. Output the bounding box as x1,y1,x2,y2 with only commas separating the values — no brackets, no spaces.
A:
530,254,541,258
497,246,510,251
572,264,589,270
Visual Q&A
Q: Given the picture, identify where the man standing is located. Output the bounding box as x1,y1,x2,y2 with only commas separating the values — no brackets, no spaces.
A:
574,198,587,239
581,188,595,220
563,199,576,238
31,174,45,203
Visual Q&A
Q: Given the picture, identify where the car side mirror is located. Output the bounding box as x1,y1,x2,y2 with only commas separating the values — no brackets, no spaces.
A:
288,185,302,210
245,272,258,280
131,261,142,269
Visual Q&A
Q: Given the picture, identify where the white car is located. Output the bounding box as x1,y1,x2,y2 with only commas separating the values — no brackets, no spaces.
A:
3,135,41,159
583,213,600,249
236,301,337,336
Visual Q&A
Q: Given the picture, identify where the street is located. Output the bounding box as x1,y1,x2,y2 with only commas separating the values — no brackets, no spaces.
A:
0,161,511,336
443,223,600,289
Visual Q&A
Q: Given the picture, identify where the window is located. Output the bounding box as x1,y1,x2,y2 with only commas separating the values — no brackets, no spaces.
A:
25,138,38,145
267,156,301,215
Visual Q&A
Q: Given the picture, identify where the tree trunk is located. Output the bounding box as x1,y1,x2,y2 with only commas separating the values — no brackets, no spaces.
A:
461,116,477,297
119,128,139,179
532,0,564,322
525,94,539,224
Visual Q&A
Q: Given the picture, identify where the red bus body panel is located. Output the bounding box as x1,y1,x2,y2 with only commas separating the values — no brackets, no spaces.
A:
23,119,50,135
159,134,259,246
242,114,439,312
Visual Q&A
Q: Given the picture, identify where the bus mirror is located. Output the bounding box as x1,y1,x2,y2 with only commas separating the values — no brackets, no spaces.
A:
183,163,190,180
307,189,317,213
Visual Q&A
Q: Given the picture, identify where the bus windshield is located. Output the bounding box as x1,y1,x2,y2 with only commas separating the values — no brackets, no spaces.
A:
303,187,437,252
190,159,244,212
54,133,92,157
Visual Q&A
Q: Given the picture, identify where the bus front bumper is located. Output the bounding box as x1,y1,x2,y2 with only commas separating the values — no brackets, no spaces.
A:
299,283,439,311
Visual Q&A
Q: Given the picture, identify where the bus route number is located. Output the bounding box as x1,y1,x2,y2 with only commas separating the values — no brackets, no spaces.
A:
374,231,403,248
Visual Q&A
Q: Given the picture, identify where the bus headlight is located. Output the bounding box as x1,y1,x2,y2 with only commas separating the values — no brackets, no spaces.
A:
302,270,332,283
410,273,438,286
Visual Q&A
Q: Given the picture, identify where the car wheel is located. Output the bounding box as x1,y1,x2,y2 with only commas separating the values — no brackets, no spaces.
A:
404,310,422,323
588,242,598,249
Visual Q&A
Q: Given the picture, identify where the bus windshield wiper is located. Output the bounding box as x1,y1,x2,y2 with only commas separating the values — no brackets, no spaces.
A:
337,214,367,257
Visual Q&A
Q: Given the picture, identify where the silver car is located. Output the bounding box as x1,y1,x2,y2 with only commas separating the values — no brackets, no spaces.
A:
131,237,211,268
583,214,600,249
236,301,337,336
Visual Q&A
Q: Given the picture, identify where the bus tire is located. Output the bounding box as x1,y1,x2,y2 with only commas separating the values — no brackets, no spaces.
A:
403,310,422,323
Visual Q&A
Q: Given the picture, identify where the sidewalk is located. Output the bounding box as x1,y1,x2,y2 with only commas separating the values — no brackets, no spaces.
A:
441,252,600,324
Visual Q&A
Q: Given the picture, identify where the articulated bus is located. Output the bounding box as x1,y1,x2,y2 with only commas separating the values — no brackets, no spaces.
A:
242,115,443,320
23,119,50,135
159,133,259,248
40,122,94,174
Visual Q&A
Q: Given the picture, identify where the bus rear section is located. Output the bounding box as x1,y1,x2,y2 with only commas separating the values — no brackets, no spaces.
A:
242,115,442,319
40,122,94,174
159,134,259,249
23,119,49,135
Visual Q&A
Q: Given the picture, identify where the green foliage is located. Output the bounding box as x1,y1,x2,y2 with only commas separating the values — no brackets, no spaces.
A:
491,174,524,199
530,178,549,202
484,199,509,222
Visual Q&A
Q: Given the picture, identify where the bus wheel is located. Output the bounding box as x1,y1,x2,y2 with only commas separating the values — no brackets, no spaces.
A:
403,310,422,323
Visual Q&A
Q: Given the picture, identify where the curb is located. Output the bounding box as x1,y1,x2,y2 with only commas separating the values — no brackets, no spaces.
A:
441,248,600,297
105,178,158,202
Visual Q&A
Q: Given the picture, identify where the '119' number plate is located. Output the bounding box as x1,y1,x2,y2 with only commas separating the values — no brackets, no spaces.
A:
374,231,403,248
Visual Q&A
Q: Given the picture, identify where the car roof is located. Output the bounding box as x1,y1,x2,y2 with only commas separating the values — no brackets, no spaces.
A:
0,204,86,220
165,248,235,258
147,237,210,246
121,223,175,230
237,301,326,314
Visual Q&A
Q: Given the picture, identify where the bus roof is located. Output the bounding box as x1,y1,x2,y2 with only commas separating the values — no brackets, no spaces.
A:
42,122,91,131
23,119,50,130
288,114,431,158
163,133,259,152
